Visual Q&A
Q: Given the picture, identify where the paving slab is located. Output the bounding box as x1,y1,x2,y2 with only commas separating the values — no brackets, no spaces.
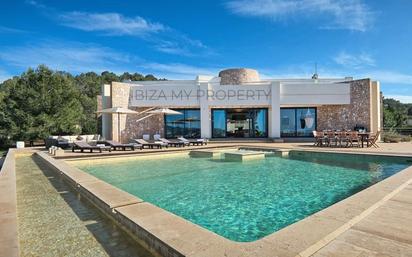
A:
311,239,376,257
115,202,242,257
0,150,19,257
336,229,412,257
80,180,143,210
261,214,346,256
36,151,98,185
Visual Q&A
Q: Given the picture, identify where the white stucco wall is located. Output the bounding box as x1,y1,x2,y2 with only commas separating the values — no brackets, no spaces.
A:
124,79,350,138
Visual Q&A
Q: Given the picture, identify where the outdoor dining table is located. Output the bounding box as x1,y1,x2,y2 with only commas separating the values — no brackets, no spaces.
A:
358,132,370,148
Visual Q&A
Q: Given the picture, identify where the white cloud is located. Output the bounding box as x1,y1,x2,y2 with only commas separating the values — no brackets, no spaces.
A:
25,0,46,9
137,62,220,79
225,0,374,31
334,52,375,69
0,26,27,34
360,70,412,85
59,12,164,36
0,41,133,73
57,11,211,57
383,95,412,104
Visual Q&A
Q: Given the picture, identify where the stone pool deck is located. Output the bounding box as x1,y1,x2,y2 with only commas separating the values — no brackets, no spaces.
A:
1,150,155,257
53,141,412,159
1,142,412,257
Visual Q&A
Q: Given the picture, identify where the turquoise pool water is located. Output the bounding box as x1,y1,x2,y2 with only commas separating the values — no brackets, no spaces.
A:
75,151,410,242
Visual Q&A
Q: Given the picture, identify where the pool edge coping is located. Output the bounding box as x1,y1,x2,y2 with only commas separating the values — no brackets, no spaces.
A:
0,149,38,257
14,149,412,257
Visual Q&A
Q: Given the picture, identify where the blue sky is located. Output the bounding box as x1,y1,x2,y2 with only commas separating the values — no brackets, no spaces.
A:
1,0,411,103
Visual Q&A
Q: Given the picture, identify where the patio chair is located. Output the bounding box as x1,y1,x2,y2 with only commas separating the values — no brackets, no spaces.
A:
336,131,349,147
347,131,361,148
312,131,325,146
159,138,186,147
365,131,380,148
177,137,207,146
72,141,111,153
326,131,337,147
133,139,163,149
105,140,139,151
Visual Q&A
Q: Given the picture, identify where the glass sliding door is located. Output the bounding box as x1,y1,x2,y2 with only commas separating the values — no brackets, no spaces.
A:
164,109,200,138
165,112,184,138
212,108,268,138
251,109,268,137
296,108,316,137
280,108,317,137
184,109,201,138
280,109,296,137
212,110,226,138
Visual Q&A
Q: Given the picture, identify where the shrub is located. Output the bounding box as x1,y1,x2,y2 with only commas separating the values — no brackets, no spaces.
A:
382,129,411,143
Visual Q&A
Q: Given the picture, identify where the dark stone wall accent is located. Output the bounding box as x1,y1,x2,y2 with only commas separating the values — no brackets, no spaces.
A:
317,79,371,131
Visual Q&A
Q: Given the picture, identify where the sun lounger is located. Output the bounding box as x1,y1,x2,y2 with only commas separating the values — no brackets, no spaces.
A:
105,140,139,151
159,138,186,147
133,139,163,149
177,137,207,146
72,141,111,153
146,140,169,148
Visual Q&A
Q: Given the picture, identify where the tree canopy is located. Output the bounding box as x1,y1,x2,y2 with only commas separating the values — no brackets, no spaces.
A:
383,97,411,128
0,65,159,147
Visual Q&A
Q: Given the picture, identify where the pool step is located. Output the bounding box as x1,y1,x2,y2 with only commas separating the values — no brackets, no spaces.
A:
224,151,266,161
189,150,221,158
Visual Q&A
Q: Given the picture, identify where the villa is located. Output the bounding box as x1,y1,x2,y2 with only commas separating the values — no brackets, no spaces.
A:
100,68,382,142
4,69,412,257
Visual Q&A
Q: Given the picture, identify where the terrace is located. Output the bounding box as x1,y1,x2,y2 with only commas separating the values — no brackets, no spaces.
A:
1,141,412,257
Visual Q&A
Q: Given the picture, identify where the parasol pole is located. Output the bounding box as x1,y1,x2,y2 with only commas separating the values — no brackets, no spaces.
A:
118,112,121,142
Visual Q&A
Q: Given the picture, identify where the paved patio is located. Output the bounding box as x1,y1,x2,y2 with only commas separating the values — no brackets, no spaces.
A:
313,184,412,257
57,141,412,159
15,154,154,257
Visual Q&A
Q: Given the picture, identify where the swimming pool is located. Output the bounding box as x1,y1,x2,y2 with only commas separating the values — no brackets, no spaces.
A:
74,151,411,242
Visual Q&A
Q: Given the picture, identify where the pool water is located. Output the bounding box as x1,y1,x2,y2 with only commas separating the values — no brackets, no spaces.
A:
75,151,410,242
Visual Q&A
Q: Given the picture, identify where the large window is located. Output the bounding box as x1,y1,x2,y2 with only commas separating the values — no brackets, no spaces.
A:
212,108,268,138
280,108,316,137
165,109,200,138
212,110,226,138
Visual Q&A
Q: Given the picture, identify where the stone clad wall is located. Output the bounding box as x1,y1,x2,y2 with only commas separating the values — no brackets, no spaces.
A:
317,79,371,131
219,68,260,85
123,107,164,142
110,82,164,143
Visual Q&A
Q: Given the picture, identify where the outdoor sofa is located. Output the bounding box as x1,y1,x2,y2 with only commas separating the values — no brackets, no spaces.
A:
46,134,100,149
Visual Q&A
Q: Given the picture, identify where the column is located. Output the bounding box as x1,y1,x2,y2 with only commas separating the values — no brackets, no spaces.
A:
101,84,112,140
199,82,211,138
269,81,281,138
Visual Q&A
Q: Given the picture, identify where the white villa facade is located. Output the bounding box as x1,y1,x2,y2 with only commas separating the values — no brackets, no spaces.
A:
100,68,381,142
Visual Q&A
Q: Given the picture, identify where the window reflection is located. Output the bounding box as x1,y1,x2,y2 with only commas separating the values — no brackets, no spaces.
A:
212,110,226,138
165,109,200,138
212,109,268,138
296,108,316,137
281,108,316,137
